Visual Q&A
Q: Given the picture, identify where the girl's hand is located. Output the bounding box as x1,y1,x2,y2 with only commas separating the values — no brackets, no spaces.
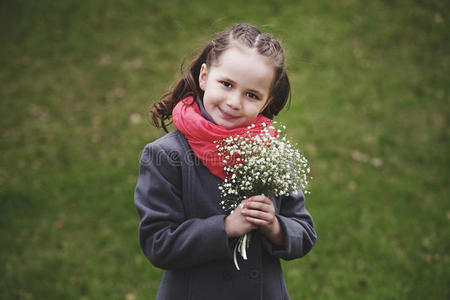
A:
224,201,257,238
240,195,285,246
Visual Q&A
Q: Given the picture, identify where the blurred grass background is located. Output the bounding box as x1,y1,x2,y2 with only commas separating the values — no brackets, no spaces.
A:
0,0,448,299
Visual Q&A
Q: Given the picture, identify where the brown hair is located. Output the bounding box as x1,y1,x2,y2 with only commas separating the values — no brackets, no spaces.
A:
151,23,291,132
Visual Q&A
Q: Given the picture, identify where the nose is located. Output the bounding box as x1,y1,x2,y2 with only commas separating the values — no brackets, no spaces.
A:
226,92,242,110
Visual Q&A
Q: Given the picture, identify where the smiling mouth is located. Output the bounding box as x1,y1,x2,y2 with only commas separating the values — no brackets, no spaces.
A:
219,107,239,120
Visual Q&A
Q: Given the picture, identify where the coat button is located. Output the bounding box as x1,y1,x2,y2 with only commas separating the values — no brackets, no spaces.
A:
249,269,259,279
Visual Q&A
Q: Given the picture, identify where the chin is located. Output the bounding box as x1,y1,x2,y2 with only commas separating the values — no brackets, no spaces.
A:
223,122,244,130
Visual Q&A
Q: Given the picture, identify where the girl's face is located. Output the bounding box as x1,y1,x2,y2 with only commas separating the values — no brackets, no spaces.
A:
199,45,275,129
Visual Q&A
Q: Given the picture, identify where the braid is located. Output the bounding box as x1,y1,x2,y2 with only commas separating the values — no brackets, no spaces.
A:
150,23,291,131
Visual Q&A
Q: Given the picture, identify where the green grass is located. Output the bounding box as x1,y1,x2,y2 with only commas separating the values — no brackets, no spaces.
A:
0,0,448,299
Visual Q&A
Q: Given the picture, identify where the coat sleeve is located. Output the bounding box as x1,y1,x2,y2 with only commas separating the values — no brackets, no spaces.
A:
261,190,317,260
134,143,233,270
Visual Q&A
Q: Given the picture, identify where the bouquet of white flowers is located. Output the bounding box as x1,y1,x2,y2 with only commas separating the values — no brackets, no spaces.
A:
215,122,311,270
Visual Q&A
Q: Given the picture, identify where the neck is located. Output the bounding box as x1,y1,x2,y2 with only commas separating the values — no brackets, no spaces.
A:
195,96,216,124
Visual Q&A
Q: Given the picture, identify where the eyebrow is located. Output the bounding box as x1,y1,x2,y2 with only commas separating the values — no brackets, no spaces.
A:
221,77,264,96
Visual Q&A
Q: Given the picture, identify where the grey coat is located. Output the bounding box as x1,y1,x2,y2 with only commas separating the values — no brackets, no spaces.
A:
134,130,317,300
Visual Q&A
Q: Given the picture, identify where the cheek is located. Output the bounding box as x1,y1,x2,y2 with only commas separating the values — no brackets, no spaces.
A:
202,93,218,115
203,88,221,104
252,102,267,115
241,105,262,121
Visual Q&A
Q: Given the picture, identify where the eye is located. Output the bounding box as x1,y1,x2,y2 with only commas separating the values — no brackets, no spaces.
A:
220,81,232,88
246,92,259,100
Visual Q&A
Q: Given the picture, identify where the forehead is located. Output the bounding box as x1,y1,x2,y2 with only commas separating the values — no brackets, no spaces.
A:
212,46,275,93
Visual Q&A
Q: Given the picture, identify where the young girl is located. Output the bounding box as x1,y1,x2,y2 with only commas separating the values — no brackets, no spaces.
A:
134,24,316,300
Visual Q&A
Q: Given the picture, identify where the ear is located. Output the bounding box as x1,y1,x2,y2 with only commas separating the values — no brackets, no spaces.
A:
199,63,208,91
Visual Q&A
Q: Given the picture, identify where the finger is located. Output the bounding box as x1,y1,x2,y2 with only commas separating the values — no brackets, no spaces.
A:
242,208,275,223
245,216,271,227
248,195,268,202
240,214,258,229
239,199,253,208
237,199,250,211
245,202,272,213
248,195,275,207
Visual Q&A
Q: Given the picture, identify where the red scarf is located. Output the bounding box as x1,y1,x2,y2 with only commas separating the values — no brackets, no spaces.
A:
172,96,276,179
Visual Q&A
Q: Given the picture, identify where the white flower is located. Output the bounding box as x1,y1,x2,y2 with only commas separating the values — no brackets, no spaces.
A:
216,122,311,213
